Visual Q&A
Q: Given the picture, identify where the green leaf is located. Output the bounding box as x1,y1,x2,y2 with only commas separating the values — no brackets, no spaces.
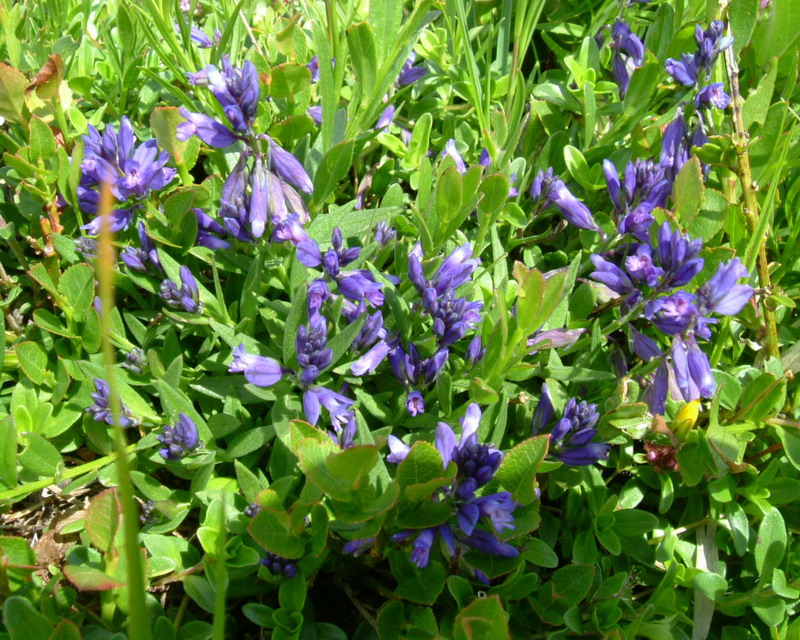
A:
453,595,510,640
611,509,658,537
739,372,786,422
15,341,49,385
435,166,464,229
63,565,126,591
673,156,705,225
550,564,595,608
297,438,354,501
346,23,378,103
312,139,354,208
29,116,56,163
248,509,305,559
326,445,379,487
729,0,759,58
776,426,800,471
243,603,276,629
151,106,200,170
404,112,432,168
33,308,74,338
521,538,558,568
0,418,18,488
0,62,28,123
478,175,511,217
369,0,403,60
564,145,599,191
59,263,95,323
494,435,549,505
743,57,779,130
754,508,786,580
48,620,82,640
19,433,61,477
3,596,54,639
751,0,800,68
396,442,445,488
693,572,727,602
85,488,120,553
270,63,312,100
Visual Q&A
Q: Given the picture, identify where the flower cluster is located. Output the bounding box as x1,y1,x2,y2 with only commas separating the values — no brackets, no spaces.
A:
608,20,645,97
260,552,298,578
158,413,202,460
121,222,162,273
533,385,609,466
662,22,733,180
79,117,177,234
85,378,140,428
603,158,670,242
590,223,753,411
159,265,201,313
386,405,519,572
177,56,313,244
297,228,384,307
530,168,603,235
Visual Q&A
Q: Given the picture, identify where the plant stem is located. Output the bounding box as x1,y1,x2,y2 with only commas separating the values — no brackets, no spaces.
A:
96,180,152,640
723,44,779,360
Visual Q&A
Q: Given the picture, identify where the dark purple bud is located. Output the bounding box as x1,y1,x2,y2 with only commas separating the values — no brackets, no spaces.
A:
229,344,284,387
176,108,239,148
269,139,313,194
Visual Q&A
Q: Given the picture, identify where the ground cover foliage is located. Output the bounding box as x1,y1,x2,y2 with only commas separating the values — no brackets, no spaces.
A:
0,0,799,637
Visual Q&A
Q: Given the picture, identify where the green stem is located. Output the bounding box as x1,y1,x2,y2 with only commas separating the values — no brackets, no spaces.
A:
723,42,779,360
0,444,137,504
97,185,152,640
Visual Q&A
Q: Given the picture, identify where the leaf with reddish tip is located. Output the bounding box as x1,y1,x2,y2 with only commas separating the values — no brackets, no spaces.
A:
63,565,125,591
85,489,120,553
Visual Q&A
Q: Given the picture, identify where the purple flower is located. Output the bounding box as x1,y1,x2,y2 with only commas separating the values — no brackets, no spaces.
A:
670,335,714,401
376,104,396,130
656,222,704,288
121,347,146,375
303,386,354,429
121,222,162,273
158,413,202,460
533,385,608,466
665,54,699,86
79,118,176,231
159,266,201,313
351,339,392,376
589,255,634,296
609,20,645,97
466,335,484,365
441,139,467,174
174,22,215,48
307,56,320,83
660,109,690,181
386,435,411,463
457,528,519,559
405,391,425,416
397,52,427,86
188,56,259,133
625,245,663,286
307,105,323,124
195,209,231,249
646,291,699,336
296,312,333,385
648,358,670,415
229,344,284,387
85,378,139,428
631,327,662,361
603,158,669,241
176,108,240,148
695,83,731,110
528,328,587,351
550,180,602,234
268,139,314,194
697,258,753,316
374,221,396,247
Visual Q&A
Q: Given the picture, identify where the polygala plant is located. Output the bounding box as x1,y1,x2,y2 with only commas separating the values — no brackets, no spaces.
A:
0,0,797,639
